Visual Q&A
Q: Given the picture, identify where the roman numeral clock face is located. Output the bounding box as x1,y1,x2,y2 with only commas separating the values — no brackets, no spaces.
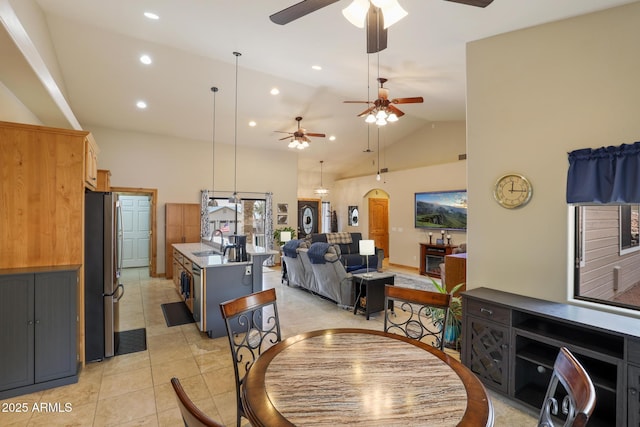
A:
493,174,533,209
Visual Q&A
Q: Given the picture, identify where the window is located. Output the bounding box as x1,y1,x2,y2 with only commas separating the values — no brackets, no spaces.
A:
574,205,640,311
620,205,639,254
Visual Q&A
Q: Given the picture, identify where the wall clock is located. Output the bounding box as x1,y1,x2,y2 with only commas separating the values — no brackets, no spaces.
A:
494,174,533,209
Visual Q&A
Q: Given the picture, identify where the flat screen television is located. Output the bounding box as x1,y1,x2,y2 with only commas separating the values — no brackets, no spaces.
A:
414,190,467,230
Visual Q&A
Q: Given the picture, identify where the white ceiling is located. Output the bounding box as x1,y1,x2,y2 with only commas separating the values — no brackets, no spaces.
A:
28,0,636,177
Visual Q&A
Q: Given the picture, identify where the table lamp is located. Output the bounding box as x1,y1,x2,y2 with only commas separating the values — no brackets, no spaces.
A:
280,231,292,245
359,240,375,278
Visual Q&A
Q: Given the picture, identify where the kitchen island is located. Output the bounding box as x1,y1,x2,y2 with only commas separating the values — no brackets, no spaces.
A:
172,242,277,338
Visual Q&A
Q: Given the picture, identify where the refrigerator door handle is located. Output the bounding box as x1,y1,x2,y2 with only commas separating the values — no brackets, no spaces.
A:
116,198,123,278
105,283,124,300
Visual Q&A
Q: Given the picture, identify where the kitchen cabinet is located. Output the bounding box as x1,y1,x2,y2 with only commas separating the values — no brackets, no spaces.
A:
0,267,79,399
84,135,99,190
165,203,201,278
97,169,111,191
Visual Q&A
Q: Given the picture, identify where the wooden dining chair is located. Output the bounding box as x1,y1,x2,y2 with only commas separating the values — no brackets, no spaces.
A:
220,288,282,427
171,377,224,427
383,285,452,350
538,347,596,427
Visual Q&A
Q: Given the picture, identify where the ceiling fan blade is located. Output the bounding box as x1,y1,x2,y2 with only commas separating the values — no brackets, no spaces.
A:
388,104,405,117
303,136,312,143
279,136,293,141
306,133,326,138
443,0,494,7
269,0,341,25
366,6,387,54
343,100,372,104
274,130,293,134
357,106,376,117
392,97,424,104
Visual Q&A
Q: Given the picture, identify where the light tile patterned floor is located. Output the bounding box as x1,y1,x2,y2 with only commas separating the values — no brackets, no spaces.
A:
1,265,537,426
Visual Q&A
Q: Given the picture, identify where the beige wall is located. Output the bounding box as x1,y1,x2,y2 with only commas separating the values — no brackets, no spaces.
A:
466,2,640,308
333,160,467,269
84,125,300,275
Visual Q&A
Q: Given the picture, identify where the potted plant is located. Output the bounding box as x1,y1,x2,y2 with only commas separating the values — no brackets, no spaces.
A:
273,227,296,247
429,277,464,350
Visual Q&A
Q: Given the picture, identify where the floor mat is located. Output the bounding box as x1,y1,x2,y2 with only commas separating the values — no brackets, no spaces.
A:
161,301,195,327
115,328,147,356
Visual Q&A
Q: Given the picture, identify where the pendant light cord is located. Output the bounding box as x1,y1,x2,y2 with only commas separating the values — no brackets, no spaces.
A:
233,52,241,198
211,86,218,199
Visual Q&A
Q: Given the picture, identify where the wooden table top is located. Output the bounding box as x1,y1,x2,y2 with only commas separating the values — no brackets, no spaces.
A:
242,328,493,427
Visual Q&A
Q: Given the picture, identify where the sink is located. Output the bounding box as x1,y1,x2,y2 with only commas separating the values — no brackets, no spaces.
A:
192,250,219,257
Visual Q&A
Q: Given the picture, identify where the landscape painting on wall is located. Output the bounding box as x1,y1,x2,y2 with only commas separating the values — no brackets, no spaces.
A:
414,190,467,230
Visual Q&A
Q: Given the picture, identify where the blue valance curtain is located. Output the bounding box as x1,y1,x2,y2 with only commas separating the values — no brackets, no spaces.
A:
567,141,640,203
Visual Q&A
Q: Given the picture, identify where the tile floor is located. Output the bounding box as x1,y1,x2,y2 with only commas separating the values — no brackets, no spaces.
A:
1,265,537,426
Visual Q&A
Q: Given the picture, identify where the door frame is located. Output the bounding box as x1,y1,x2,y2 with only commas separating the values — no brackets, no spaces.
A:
111,187,158,277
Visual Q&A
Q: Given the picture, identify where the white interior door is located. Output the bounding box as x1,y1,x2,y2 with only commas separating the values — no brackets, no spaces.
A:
119,195,150,268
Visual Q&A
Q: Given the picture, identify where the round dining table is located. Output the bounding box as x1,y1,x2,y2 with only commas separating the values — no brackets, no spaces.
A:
242,328,494,426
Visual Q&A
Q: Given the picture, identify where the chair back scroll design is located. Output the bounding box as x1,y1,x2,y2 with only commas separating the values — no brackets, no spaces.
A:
220,288,282,427
538,347,596,427
171,377,224,427
383,285,451,350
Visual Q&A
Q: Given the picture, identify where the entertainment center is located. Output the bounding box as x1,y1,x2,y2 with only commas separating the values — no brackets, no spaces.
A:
462,287,640,426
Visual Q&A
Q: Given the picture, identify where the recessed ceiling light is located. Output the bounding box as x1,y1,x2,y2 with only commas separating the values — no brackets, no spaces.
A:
249,121,257,127
136,100,147,109
311,65,322,71
144,12,159,20
139,54,152,65
329,135,336,141
270,88,280,95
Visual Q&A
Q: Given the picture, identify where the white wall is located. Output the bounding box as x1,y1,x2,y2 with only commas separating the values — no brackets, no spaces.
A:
89,125,299,275
0,81,40,124
466,2,640,304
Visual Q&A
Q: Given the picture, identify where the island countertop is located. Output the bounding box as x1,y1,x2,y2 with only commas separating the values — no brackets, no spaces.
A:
172,242,277,268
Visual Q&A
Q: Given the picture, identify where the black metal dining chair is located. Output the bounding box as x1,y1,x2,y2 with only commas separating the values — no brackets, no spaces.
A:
538,347,596,427
383,284,452,350
171,377,224,427
220,288,282,427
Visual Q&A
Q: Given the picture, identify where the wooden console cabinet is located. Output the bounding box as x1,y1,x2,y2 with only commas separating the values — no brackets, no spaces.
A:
462,287,640,426
419,243,455,278
444,252,466,294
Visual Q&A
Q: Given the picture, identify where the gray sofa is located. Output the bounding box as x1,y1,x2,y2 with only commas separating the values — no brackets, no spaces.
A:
299,246,354,308
306,232,383,272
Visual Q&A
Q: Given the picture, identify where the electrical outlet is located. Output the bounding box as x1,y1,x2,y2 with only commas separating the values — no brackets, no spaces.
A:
245,265,252,276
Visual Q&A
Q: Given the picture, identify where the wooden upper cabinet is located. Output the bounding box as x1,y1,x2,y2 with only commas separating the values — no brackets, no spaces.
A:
84,136,99,190
0,121,90,269
165,203,201,278
96,169,111,191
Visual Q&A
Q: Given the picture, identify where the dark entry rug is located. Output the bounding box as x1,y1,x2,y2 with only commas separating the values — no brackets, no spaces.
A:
161,301,195,327
115,328,147,356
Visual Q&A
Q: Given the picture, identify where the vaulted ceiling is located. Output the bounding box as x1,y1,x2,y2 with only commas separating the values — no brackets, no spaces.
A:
6,0,636,177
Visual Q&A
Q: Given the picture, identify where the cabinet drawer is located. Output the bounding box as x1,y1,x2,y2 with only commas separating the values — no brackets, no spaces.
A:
465,298,510,325
173,249,184,265
183,258,192,270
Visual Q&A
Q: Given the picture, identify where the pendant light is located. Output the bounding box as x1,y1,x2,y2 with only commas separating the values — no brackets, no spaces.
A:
314,160,329,197
229,52,241,205
208,86,218,207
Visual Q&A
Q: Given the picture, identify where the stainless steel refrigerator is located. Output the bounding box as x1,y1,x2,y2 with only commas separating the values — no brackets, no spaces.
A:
85,191,123,361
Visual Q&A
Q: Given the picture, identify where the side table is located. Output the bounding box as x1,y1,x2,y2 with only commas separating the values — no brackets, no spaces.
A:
352,272,395,320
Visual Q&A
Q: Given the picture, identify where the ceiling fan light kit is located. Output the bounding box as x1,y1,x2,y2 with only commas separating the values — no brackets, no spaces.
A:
276,116,325,150
343,0,407,29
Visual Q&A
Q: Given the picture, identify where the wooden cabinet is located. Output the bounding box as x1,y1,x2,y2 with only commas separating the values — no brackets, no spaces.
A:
97,169,111,191
419,243,456,278
444,253,466,294
165,203,201,278
0,121,90,269
0,268,78,399
84,135,99,190
462,297,511,394
462,288,634,426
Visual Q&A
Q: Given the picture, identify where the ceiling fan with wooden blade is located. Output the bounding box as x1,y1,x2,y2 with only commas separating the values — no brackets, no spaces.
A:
344,77,423,121
275,116,326,149
270,1,494,53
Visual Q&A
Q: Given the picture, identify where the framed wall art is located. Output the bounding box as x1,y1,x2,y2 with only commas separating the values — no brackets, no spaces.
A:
348,206,359,226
